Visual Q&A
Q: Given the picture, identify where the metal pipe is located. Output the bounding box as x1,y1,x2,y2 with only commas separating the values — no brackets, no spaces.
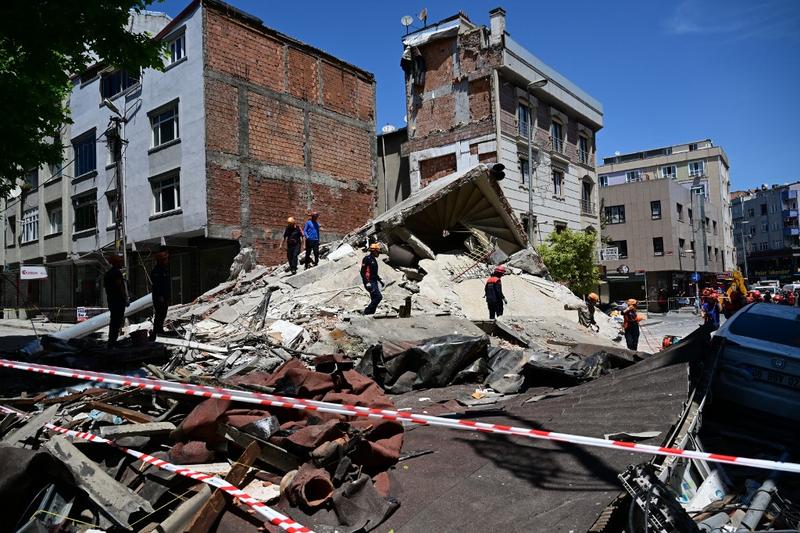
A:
736,452,790,532
697,511,730,532
50,293,153,340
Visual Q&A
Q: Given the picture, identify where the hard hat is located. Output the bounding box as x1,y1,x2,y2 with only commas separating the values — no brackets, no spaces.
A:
753,290,761,296
369,243,381,252
588,292,599,302
311,211,319,217
287,217,295,224
627,298,638,306
493,265,507,274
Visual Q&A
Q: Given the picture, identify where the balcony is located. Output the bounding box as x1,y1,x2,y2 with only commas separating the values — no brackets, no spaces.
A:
782,189,798,201
551,135,565,154
580,199,596,215
783,209,798,219
784,227,800,237
578,149,590,165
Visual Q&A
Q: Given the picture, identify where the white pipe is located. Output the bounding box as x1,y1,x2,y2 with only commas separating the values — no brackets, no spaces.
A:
51,294,153,340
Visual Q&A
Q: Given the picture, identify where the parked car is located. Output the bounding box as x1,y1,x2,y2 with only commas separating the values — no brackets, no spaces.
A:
712,303,800,420
782,282,800,293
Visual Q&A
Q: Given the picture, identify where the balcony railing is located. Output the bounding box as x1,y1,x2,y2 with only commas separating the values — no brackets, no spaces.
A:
551,136,564,154
578,149,590,164
580,199,596,215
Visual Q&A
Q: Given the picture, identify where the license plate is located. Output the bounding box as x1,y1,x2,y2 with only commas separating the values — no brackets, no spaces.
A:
745,365,800,390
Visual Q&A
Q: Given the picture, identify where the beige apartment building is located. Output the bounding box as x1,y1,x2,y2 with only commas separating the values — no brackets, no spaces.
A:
597,140,734,306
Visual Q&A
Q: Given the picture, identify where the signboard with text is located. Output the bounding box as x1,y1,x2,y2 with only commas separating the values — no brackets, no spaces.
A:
20,265,47,280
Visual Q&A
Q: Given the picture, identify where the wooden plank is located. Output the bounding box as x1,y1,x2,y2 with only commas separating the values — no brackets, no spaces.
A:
87,400,154,423
186,441,261,533
2,404,59,446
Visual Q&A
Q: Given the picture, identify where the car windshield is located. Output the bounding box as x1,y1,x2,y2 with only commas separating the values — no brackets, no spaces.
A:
728,308,800,348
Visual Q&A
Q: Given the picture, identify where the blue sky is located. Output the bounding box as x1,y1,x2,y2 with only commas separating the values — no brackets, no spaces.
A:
156,0,799,190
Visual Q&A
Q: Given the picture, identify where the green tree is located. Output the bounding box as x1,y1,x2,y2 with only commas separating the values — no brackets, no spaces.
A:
537,229,600,296
0,1,165,197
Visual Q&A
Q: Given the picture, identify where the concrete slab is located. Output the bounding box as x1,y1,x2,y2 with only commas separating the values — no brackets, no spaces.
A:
99,422,176,438
208,304,240,325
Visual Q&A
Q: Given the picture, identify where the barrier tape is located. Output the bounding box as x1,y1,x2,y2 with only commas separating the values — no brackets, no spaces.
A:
0,405,311,533
2,358,799,475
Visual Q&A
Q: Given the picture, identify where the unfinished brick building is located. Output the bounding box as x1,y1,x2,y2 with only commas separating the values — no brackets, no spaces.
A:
202,0,377,264
401,8,604,245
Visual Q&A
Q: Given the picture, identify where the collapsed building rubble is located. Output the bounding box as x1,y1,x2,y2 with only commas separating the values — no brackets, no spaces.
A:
6,164,796,532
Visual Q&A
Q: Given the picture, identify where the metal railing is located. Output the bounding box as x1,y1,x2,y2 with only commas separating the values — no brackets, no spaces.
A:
578,149,590,164
580,199,596,215
551,136,564,154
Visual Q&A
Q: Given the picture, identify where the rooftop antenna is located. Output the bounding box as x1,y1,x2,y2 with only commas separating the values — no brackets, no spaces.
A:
401,15,413,35
419,8,428,28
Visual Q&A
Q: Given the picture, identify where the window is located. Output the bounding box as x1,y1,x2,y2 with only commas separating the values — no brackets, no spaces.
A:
761,222,768,232
599,175,608,188
688,208,693,224
518,104,530,137
712,220,717,234
152,173,181,214
550,121,564,153
578,136,589,164
150,103,179,148
107,194,118,228
660,165,677,179
74,194,97,233
691,184,707,197
704,216,710,231
519,157,530,185
757,242,769,251
749,226,756,237
100,70,139,99
650,200,661,220
46,203,62,235
21,208,39,243
772,240,782,250
679,238,686,252
24,169,38,189
688,160,705,177
747,207,755,218
49,161,62,180
689,143,698,151
676,203,684,221
168,33,185,65
714,248,719,260
5,216,16,247
760,203,768,216
770,222,779,231
554,221,567,233
653,237,664,256
608,240,628,259
626,170,641,183
769,204,777,214
552,170,563,196
604,205,626,224
73,132,96,177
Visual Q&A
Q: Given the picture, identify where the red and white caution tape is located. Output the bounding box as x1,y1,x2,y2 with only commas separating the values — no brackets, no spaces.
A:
2,358,800,475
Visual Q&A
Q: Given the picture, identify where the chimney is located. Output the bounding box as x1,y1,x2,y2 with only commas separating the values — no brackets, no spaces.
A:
489,7,506,46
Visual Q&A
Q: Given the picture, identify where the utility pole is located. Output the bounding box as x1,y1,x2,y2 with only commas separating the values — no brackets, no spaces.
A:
108,117,128,277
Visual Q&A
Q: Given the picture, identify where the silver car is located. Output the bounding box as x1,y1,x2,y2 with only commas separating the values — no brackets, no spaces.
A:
712,303,800,421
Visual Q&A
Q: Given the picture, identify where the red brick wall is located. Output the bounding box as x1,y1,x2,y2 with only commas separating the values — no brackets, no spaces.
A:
419,154,457,187
203,5,376,265
414,93,456,138
469,78,491,122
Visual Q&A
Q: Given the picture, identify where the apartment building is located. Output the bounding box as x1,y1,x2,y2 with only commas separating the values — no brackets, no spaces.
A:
400,8,603,244
731,182,800,283
597,140,734,305
1,0,376,315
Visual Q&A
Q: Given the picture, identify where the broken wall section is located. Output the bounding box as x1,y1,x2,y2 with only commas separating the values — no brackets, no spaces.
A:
203,1,378,265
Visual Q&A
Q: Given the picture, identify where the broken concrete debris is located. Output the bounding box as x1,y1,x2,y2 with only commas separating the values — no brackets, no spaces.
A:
9,165,788,531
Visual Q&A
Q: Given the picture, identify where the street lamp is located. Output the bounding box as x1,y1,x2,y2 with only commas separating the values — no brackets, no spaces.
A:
526,78,548,244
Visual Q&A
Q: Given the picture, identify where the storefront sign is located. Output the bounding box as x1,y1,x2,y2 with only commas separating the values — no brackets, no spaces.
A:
20,265,47,280
76,307,88,322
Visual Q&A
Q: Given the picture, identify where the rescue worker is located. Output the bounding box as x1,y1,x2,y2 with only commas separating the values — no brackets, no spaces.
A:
279,217,304,275
764,291,773,303
104,254,128,348
788,289,797,307
360,243,385,315
303,211,321,270
586,292,599,331
700,288,721,331
149,250,170,341
484,265,508,320
622,298,644,351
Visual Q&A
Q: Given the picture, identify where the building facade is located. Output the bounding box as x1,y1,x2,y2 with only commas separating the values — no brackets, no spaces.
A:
597,140,734,307
731,182,800,283
1,0,376,315
400,8,604,244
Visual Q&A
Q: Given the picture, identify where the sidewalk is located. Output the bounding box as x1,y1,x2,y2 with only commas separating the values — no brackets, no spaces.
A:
0,318,71,334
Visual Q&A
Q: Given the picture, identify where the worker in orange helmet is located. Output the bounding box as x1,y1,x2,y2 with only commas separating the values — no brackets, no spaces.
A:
622,298,645,351
484,265,508,320
279,216,304,275
360,242,385,315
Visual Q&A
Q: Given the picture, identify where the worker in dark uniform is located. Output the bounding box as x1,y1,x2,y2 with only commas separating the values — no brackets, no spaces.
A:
280,217,304,275
303,211,321,270
149,250,170,341
622,298,644,351
104,254,128,348
360,243,384,315
484,265,507,320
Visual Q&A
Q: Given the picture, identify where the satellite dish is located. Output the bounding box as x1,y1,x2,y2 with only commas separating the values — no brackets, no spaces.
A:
418,8,428,22
401,15,413,27
381,124,397,134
